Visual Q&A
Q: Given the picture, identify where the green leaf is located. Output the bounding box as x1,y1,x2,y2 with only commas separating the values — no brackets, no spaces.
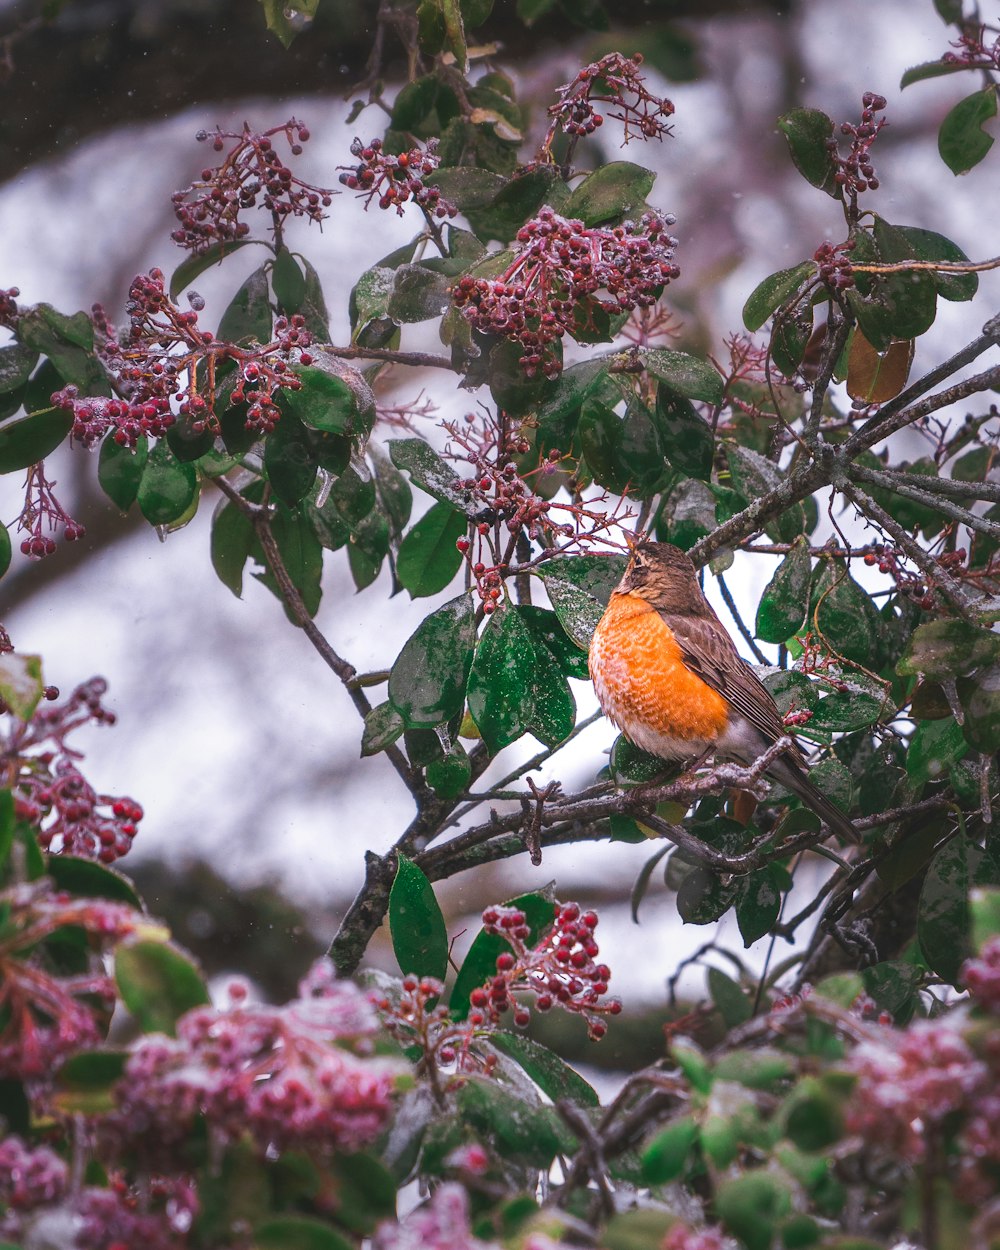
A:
743,261,814,331
217,266,272,344
389,853,449,982
19,304,109,393
370,444,414,538
47,856,143,910
777,108,839,196
271,248,307,313
714,1048,794,1090
256,0,321,46
264,412,318,505
116,940,210,1035
426,166,506,210
254,1216,354,1250
895,225,978,302
755,540,811,643
0,524,10,580
726,443,804,542
388,264,451,323
708,966,752,1027
426,740,472,797
897,618,1000,679
518,604,589,679
919,832,980,983
641,1116,699,1185
659,477,717,549
563,162,655,226
907,717,968,788
388,592,477,728
638,347,724,404
52,1050,128,1116
211,498,255,597
536,553,627,649
0,790,14,874
717,1172,793,1250
810,559,881,667
467,601,537,752
450,891,556,1019
958,663,1000,753
676,865,739,924
256,504,324,619
98,434,148,511
938,88,997,175
0,407,72,472
736,865,783,946
0,344,38,393
169,239,252,301
284,364,371,436
300,258,331,343
654,389,714,481
465,165,564,243
137,438,199,526
671,1037,713,1093
397,502,467,597
362,701,405,758
490,1031,599,1106
0,653,44,720
901,59,971,89
389,437,480,517
458,1076,576,1167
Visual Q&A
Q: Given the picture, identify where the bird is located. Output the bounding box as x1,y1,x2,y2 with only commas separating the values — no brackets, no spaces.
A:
588,540,860,844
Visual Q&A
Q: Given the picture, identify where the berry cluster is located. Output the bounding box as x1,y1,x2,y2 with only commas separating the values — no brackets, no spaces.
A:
828,92,887,208
452,207,679,377
374,1184,494,1250
963,935,1000,1013
54,270,312,443
0,1137,68,1212
4,677,145,862
467,902,621,1040
0,879,142,1081
543,52,675,154
942,26,1000,70
862,541,967,611
15,461,85,558
663,1225,726,1250
0,285,19,327
814,238,856,292
339,137,456,218
443,409,628,610
107,962,401,1162
376,974,496,1080
171,119,334,253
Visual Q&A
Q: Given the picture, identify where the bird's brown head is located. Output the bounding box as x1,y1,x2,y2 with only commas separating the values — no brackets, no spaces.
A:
615,541,707,614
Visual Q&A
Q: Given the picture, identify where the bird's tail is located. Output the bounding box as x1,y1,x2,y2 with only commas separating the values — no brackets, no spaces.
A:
768,755,862,845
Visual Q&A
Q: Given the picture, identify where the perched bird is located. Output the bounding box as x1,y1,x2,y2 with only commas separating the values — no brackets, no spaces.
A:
588,540,860,844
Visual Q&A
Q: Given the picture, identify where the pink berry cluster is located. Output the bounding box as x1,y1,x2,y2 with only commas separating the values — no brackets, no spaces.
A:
828,92,887,205
0,285,19,327
376,973,497,1079
15,460,86,558
0,879,142,1080
452,207,679,377
467,902,621,1040
339,137,456,218
942,26,1000,70
0,1136,68,1212
106,961,401,1162
544,52,675,150
861,541,969,611
171,119,334,253
963,935,1000,1013
813,238,856,292
662,1224,726,1250
4,676,144,863
373,1183,495,1250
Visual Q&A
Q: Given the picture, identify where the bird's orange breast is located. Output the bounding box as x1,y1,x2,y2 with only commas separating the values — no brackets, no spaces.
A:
588,591,729,756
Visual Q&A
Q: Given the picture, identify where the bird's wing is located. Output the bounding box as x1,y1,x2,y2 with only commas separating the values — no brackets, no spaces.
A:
664,611,793,750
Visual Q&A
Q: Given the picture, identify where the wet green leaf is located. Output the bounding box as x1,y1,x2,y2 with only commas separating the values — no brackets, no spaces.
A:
450,891,555,1019
426,740,472,797
939,88,997,175
389,854,449,982
217,266,271,344
254,504,324,619
777,108,839,196
518,604,589,679
810,559,882,667
271,248,306,313
490,1031,599,1106
265,411,318,505
389,437,480,517
958,662,1000,753
389,592,477,728
708,966,752,1026
116,940,210,1036
743,261,815,331
467,601,536,752
563,162,655,226
0,407,72,472
211,499,255,597
755,540,811,644
919,832,981,983
726,443,804,542
388,264,451,323
283,367,364,436
361,701,405,758
655,389,714,481
639,347,724,404
169,239,252,301
907,717,968,788
137,439,199,526
536,553,626,649
0,344,38,394
898,618,1000,679
641,1116,699,1184
736,865,783,946
397,502,466,597
717,1172,793,1250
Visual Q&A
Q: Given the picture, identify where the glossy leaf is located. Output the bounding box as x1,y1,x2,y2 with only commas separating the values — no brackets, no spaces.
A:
116,940,210,1036
264,411,318,505
897,618,1000,679
0,343,38,393
518,604,589,679
397,502,466,597
659,478,717,550
168,239,252,300
777,108,839,196
907,717,968,789
467,602,537,752
846,331,913,404
457,1076,576,1167
0,524,9,580
939,88,997,174
743,261,814,332
361,701,405,758
0,653,44,720
388,264,451,323
536,553,627,649
211,498,255,597
726,443,804,542
389,437,480,517
217,266,272,344
389,853,449,981
642,1116,699,1184
563,161,655,226
639,347,724,404
425,740,472,797
490,1031,599,1107
388,592,476,728
655,389,714,481
254,1217,353,1250
810,559,882,667
254,504,324,619
736,866,783,946
18,304,109,394
919,832,980,983
755,539,811,643
895,225,978,302
716,1172,793,1250
52,1050,128,1116
47,855,143,910
137,439,199,526
284,363,372,436
271,248,306,312
958,662,1000,753
708,966,752,1027
450,891,556,1019
0,407,72,472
